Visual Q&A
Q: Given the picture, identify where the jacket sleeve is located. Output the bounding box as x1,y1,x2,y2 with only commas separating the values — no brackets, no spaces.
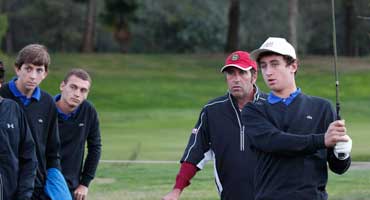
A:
16,107,38,200
46,102,61,170
325,104,351,174
180,108,211,166
80,108,102,187
242,103,326,156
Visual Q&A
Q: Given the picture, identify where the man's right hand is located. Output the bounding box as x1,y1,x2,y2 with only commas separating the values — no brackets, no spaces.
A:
162,188,182,200
325,120,349,147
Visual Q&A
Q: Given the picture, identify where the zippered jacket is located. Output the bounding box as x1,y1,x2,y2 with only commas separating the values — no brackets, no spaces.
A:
0,83,61,190
181,88,266,200
0,97,37,200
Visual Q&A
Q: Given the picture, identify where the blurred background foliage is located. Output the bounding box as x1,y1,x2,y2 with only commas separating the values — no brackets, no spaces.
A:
0,0,369,55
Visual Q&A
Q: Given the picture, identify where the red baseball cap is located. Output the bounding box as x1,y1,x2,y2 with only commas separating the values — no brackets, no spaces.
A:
220,51,257,72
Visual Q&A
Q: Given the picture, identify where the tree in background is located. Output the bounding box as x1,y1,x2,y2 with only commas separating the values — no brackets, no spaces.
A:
344,0,355,56
0,0,369,55
0,14,8,53
225,0,240,53
75,0,97,53
101,0,137,53
132,0,226,53
288,0,298,49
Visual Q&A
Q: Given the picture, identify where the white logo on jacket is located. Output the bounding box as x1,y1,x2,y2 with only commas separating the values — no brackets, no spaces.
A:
7,123,15,129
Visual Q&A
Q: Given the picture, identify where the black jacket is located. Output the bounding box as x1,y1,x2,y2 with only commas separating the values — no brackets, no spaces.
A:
181,88,265,200
242,93,351,200
58,100,102,190
0,83,61,189
0,97,37,200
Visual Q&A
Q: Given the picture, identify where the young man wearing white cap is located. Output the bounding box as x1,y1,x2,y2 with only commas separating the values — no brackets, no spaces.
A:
162,51,266,200
242,37,352,200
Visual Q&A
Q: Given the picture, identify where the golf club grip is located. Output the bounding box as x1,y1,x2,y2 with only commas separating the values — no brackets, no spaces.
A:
335,114,347,159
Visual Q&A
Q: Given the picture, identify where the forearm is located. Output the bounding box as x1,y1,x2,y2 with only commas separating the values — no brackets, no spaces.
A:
174,162,198,190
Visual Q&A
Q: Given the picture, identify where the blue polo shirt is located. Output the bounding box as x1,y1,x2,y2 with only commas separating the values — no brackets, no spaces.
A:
9,78,41,106
54,94,79,120
268,88,301,106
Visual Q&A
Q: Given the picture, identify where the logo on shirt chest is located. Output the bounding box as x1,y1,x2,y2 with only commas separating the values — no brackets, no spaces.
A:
306,115,313,120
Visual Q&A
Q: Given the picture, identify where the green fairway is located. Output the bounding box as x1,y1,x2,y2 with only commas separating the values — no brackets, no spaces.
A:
88,163,370,200
1,53,369,198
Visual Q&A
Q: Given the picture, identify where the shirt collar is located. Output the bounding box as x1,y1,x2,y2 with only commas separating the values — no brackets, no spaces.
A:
55,94,80,120
268,88,301,106
9,78,41,105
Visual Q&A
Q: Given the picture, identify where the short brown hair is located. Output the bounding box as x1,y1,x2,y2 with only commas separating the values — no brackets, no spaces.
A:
15,44,51,71
257,51,296,66
63,68,92,84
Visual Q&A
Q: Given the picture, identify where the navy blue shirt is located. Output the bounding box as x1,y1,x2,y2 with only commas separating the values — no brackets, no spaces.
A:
56,99,101,190
9,78,41,106
242,92,351,200
0,82,61,189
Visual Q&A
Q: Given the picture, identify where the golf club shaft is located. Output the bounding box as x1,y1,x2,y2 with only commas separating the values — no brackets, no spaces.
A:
331,0,345,159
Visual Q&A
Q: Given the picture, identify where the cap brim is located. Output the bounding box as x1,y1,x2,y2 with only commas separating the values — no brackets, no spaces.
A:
250,49,275,61
220,64,252,72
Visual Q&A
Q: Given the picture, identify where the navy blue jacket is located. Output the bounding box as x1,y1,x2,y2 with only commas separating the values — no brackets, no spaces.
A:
181,89,265,200
0,97,37,200
242,93,351,200
58,100,101,191
0,83,61,190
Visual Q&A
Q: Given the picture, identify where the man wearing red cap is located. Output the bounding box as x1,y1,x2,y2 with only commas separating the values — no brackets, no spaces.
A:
162,51,266,200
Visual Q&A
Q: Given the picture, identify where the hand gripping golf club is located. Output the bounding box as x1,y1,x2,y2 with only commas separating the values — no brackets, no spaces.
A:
331,0,345,159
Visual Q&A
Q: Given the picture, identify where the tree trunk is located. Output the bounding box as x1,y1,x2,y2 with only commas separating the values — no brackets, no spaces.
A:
225,0,240,53
81,0,97,52
288,0,298,50
344,0,355,56
2,0,13,53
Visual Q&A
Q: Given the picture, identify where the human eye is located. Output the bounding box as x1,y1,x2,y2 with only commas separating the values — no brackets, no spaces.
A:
36,68,44,73
81,88,88,93
70,85,77,90
25,66,32,72
259,63,267,69
271,61,279,68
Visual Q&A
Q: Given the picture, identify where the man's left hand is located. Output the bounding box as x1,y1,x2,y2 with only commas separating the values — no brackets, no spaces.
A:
74,185,88,200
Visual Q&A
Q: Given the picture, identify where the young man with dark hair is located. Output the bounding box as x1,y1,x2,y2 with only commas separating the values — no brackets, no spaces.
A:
242,37,352,200
55,68,101,200
0,61,38,199
162,51,265,200
0,44,61,200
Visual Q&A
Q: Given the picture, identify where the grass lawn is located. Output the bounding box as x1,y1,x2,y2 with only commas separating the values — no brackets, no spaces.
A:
1,53,369,198
88,163,370,200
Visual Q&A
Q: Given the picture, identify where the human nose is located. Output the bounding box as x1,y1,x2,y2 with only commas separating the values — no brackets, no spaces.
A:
263,65,273,76
29,70,37,79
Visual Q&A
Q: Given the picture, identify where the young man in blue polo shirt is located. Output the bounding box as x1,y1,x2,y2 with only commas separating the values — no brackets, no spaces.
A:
242,37,352,200
55,69,101,200
163,51,265,200
0,44,61,200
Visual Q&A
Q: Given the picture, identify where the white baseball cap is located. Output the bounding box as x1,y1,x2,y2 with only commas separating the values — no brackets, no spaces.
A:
250,37,296,60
